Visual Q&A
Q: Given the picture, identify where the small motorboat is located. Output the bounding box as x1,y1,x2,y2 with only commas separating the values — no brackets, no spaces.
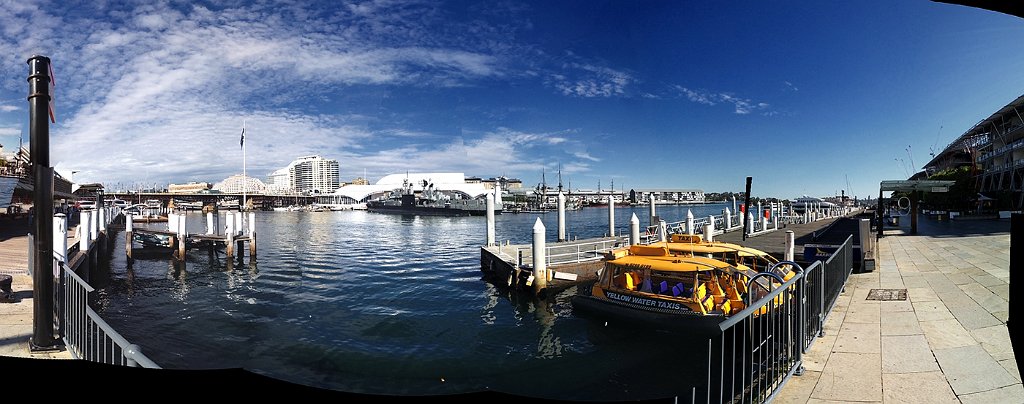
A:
571,243,789,334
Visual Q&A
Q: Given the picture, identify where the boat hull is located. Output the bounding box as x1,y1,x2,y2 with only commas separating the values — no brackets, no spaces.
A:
571,294,727,335
367,204,479,216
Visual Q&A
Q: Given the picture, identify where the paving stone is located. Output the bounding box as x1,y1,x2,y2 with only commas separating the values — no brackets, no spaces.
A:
934,345,1018,395
881,311,922,336
809,352,882,402
881,371,959,404
919,319,976,350
957,383,1024,404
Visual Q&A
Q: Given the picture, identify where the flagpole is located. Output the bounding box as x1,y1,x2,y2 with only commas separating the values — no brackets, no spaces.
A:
242,119,246,212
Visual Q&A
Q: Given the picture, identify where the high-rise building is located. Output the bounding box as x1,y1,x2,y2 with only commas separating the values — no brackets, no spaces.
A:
266,155,339,195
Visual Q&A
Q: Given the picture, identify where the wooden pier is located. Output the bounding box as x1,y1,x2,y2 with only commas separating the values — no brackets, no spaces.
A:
481,193,869,298
480,236,626,297
125,211,257,262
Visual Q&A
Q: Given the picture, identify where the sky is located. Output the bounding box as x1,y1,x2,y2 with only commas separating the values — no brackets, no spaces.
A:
1,1,1023,200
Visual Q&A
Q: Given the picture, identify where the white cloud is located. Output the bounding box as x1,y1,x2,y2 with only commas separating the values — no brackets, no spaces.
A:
550,63,633,98
0,1,517,185
676,87,773,115
0,105,19,112
0,127,20,136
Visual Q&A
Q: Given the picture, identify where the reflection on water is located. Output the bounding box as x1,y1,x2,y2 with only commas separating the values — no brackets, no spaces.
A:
96,204,729,400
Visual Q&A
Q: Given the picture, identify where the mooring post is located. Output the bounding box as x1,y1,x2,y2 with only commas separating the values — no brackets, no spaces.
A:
53,214,67,266
557,192,566,242
607,196,615,237
206,211,214,235
226,214,235,258
659,220,668,242
486,192,496,246
649,198,657,228
732,196,737,216
686,209,694,235
742,176,752,241
724,207,732,230
248,212,256,257
98,207,106,233
747,213,755,236
177,212,187,260
80,211,91,254
234,211,242,237
704,223,714,242
629,213,640,245
708,215,715,233
125,213,133,259
532,218,547,294
785,230,795,262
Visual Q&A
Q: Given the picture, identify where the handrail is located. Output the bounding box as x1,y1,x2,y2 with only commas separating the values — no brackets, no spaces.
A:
61,260,161,369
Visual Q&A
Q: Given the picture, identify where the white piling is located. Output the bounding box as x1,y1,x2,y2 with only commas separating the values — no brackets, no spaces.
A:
248,212,257,256
79,211,91,252
226,214,235,258
89,210,98,243
704,223,714,242
486,192,496,246
686,209,695,235
659,220,668,242
177,212,187,259
557,192,566,242
725,207,732,229
607,196,615,237
756,202,762,227
785,230,795,262
708,215,715,232
532,218,547,293
747,213,755,235
732,196,737,215
125,213,133,258
649,198,657,227
235,211,244,236
206,212,214,235
53,214,67,264
773,215,779,230
629,213,640,245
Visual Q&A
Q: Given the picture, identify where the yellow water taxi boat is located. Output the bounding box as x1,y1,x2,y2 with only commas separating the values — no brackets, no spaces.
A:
650,234,794,281
571,243,787,333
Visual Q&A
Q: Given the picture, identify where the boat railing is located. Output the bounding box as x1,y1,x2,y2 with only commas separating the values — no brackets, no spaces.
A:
59,259,160,368
688,234,853,403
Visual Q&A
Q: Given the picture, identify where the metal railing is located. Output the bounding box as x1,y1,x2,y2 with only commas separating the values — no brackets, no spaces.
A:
60,256,159,368
686,234,853,403
516,236,627,267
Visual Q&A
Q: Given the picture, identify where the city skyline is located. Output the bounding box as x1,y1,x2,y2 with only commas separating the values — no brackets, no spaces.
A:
1,1,1023,200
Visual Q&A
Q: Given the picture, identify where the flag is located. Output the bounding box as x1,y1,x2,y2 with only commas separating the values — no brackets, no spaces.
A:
240,127,245,149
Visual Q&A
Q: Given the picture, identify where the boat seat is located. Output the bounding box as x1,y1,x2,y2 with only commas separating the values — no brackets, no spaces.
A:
675,282,692,298
624,273,638,290
640,277,653,293
658,280,669,294
695,284,714,314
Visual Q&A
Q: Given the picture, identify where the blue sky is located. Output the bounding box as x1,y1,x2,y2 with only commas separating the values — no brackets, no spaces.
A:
1,1,1023,200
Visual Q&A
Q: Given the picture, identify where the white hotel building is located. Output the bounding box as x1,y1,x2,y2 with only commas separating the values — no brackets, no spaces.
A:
267,155,340,195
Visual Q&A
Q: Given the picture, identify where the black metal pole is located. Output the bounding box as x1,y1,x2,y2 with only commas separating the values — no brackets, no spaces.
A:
28,55,57,351
742,176,752,241
876,187,883,239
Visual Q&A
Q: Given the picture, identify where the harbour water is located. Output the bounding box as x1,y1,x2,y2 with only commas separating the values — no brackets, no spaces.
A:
93,203,734,400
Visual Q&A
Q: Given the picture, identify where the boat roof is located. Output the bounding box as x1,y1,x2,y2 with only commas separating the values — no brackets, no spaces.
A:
607,254,734,273
648,240,777,260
